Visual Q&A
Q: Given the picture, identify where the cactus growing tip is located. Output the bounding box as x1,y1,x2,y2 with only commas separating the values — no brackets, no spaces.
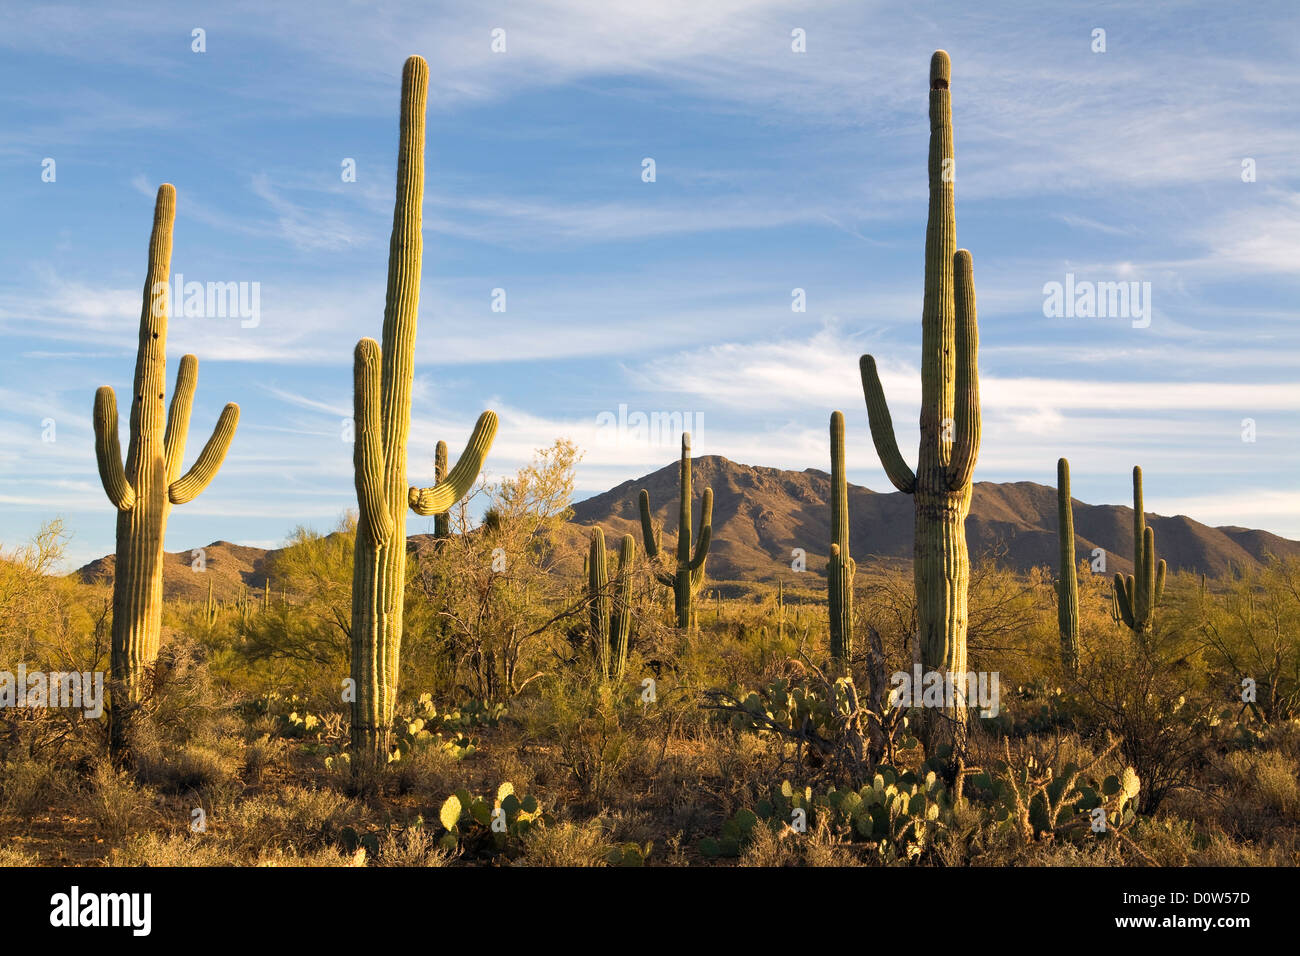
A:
930,50,950,89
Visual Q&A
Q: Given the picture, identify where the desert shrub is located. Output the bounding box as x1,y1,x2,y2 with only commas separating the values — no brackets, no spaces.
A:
386,735,463,796
224,517,355,697
86,759,153,843
0,846,39,865
228,785,362,850
1070,620,1214,813
409,440,585,701
517,819,611,867
243,734,285,786
1182,557,1300,722
1221,749,1300,824
530,674,649,806
0,750,71,816
135,742,240,804
374,826,452,867
737,815,863,867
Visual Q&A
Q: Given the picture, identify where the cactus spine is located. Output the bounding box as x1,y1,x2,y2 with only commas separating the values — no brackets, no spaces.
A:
859,52,980,737
1113,466,1165,635
1056,457,1079,673
93,184,240,761
587,528,635,681
350,56,498,764
433,440,450,539
828,411,855,666
638,433,712,629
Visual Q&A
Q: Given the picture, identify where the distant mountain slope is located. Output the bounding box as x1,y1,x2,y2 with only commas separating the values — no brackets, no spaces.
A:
76,456,1300,596
77,540,272,602
569,455,1300,582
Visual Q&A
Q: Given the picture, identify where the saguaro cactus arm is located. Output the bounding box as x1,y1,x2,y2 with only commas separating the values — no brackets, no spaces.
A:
638,489,674,585
687,487,713,573
859,356,917,494
353,338,391,544
163,354,198,483
93,386,135,511
948,249,980,490
408,411,499,515
168,403,239,504
1114,573,1135,629
638,489,663,560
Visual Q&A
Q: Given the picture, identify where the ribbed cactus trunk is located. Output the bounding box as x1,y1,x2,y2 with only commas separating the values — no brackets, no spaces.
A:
433,440,449,539
610,534,634,680
350,56,497,768
638,433,712,630
1113,466,1166,637
828,411,855,667
93,184,240,763
1056,458,1079,673
587,528,635,681
859,52,980,748
587,529,612,676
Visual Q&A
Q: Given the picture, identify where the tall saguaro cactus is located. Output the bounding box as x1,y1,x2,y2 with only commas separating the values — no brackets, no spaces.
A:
587,527,636,681
350,56,498,763
1113,466,1165,636
639,433,712,629
93,183,240,760
1056,458,1079,673
859,51,980,738
828,411,855,666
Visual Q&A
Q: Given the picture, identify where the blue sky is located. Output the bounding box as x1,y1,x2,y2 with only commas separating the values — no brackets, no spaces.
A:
1,0,1297,569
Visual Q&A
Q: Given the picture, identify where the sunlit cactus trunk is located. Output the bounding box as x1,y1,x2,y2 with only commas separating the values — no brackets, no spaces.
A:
1057,458,1080,673
638,433,712,629
350,56,497,769
859,51,980,748
828,411,855,667
93,184,240,763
